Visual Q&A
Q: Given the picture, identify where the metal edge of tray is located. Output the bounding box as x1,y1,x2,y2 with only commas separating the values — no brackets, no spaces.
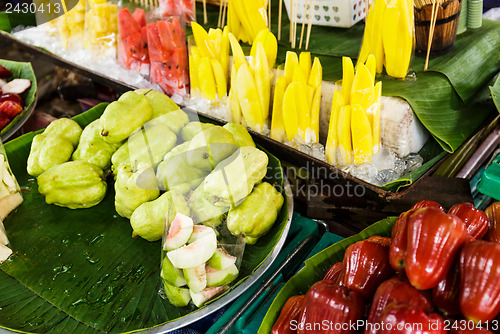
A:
0,31,447,200
139,179,294,334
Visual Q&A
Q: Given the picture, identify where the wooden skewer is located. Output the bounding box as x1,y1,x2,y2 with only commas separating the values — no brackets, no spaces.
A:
203,0,208,24
218,0,224,28
278,0,283,40
424,0,438,70
305,0,314,50
268,0,272,28
222,0,228,27
299,0,308,49
292,0,298,48
290,0,294,43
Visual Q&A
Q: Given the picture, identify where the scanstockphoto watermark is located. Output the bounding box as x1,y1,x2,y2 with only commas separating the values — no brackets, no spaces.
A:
266,163,367,200
289,320,443,332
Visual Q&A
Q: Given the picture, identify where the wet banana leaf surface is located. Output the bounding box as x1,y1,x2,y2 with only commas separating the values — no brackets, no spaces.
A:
0,104,290,333
258,216,397,334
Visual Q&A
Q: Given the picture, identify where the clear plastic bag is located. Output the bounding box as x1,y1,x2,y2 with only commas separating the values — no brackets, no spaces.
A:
83,0,118,58
158,0,196,23
146,16,189,97
116,3,150,77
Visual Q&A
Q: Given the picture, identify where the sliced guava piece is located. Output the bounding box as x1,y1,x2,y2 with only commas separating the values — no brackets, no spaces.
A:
183,263,207,293
206,264,239,287
0,192,23,220
189,286,229,308
0,220,9,246
164,213,194,251
187,224,214,243
163,280,191,307
160,255,187,287
0,243,12,263
167,228,217,269
207,248,237,270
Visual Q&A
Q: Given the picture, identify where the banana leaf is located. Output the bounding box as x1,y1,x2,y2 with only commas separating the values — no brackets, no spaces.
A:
0,60,37,141
257,216,397,334
491,75,500,113
0,103,291,333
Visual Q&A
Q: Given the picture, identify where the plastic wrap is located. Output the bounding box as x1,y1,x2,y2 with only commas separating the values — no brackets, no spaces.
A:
188,23,230,101
158,0,196,23
117,5,150,77
146,17,189,97
83,0,118,58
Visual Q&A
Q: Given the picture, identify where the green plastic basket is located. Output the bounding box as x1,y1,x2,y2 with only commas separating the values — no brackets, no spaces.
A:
477,153,500,201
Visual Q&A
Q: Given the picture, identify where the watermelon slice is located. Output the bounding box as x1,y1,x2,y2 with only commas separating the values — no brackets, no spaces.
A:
118,8,149,74
147,18,188,97
158,0,195,22
118,8,140,38
132,8,146,27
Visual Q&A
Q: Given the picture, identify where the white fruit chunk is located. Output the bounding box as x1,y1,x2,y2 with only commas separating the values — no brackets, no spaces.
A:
163,213,194,251
1,78,31,94
0,219,9,246
206,264,239,287
167,227,217,269
207,248,236,270
0,193,23,220
0,243,12,263
183,263,207,293
189,286,229,308
187,224,214,243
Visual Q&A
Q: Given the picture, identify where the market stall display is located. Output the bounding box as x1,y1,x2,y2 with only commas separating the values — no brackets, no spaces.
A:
261,200,500,333
0,92,292,332
0,0,498,332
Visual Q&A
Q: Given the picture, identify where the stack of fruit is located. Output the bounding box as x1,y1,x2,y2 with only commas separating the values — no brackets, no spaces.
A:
158,0,196,22
117,8,149,76
227,0,268,44
0,64,31,131
55,0,86,49
272,200,500,333
0,147,23,263
83,0,118,55
227,29,277,133
189,22,230,101
27,89,285,308
358,0,414,79
147,17,189,96
270,51,322,145
325,55,382,167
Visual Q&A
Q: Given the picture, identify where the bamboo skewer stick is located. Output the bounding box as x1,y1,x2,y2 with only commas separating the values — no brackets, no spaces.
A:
203,0,208,24
424,0,438,70
290,0,294,43
268,0,272,29
218,0,224,28
305,0,314,50
299,0,308,49
292,0,298,48
278,0,283,40
222,0,228,27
